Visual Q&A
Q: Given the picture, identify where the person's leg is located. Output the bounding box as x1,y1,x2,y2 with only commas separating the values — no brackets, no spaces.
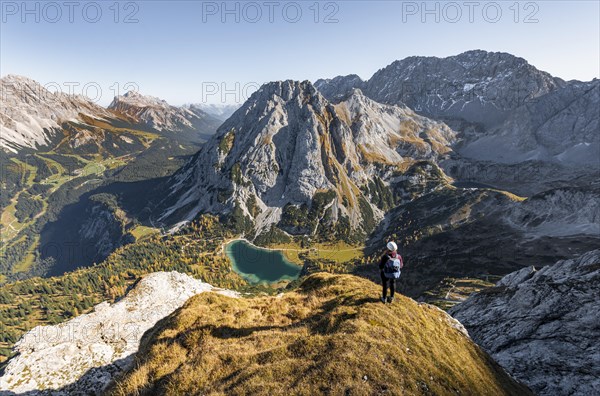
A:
380,272,388,300
389,279,396,299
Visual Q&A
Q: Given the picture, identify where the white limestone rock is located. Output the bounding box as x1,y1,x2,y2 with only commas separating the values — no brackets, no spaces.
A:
0,271,239,395
450,250,600,395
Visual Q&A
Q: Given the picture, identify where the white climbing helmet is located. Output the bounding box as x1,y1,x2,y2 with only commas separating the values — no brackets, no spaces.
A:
386,241,397,252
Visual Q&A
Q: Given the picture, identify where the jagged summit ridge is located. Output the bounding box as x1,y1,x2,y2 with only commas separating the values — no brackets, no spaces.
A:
317,50,563,127
0,74,112,152
0,75,222,153
314,50,598,175
107,90,221,135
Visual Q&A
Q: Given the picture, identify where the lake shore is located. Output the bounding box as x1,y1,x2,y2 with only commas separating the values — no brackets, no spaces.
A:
224,239,302,285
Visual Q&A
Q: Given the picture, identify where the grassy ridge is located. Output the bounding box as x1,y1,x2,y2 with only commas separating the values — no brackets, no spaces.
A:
106,273,531,396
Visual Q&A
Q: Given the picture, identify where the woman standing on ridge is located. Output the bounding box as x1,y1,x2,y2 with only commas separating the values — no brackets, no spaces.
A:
379,241,403,303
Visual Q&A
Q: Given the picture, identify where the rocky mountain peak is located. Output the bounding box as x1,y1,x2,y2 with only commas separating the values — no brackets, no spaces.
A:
108,90,220,136
2,74,43,92
314,74,366,103
366,50,563,125
314,50,565,129
451,49,527,67
158,79,359,231
0,75,110,153
109,90,169,109
249,80,324,108
157,79,456,238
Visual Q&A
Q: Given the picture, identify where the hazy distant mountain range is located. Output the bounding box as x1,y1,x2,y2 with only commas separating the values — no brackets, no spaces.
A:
185,103,240,122
0,75,222,154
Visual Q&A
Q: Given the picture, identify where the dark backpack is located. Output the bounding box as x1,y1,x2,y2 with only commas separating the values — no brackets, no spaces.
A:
383,255,402,279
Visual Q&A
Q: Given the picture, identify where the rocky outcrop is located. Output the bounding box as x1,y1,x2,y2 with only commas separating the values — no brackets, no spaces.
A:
450,250,600,395
0,272,239,395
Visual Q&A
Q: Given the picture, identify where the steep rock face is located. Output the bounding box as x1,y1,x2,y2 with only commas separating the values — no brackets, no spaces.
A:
106,273,531,396
459,79,600,165
76,196,136,265
504,186,600,237
108,91,222,141
314,51,598,187
364,50,563,127
0,272,239,395
157,81,456,235
450,250,600,396
340,89,456,162
441,157,600,196
0,75,113,153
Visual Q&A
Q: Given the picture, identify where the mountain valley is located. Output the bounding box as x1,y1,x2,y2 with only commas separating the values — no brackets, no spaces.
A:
0,50,598,395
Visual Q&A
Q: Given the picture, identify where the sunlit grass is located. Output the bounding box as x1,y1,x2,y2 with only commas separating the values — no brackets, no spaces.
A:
107,273,531,396
130,225,160,241
0,194,31,242
11,235,39,274
265,241,364,265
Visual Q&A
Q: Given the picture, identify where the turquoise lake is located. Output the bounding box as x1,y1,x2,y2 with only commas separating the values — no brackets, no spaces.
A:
225,240,302,284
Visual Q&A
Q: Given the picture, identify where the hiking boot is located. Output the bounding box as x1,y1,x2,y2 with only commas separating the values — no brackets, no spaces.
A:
380,296,387,304
387,296,394,303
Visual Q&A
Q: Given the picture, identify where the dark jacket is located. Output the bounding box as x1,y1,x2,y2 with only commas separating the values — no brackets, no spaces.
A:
379,251,401,271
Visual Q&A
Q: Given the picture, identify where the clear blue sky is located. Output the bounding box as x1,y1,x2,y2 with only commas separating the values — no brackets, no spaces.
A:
1,0,599,105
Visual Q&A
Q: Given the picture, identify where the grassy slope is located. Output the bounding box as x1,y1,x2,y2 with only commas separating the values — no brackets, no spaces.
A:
265,241,363,265
107,273,531,396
